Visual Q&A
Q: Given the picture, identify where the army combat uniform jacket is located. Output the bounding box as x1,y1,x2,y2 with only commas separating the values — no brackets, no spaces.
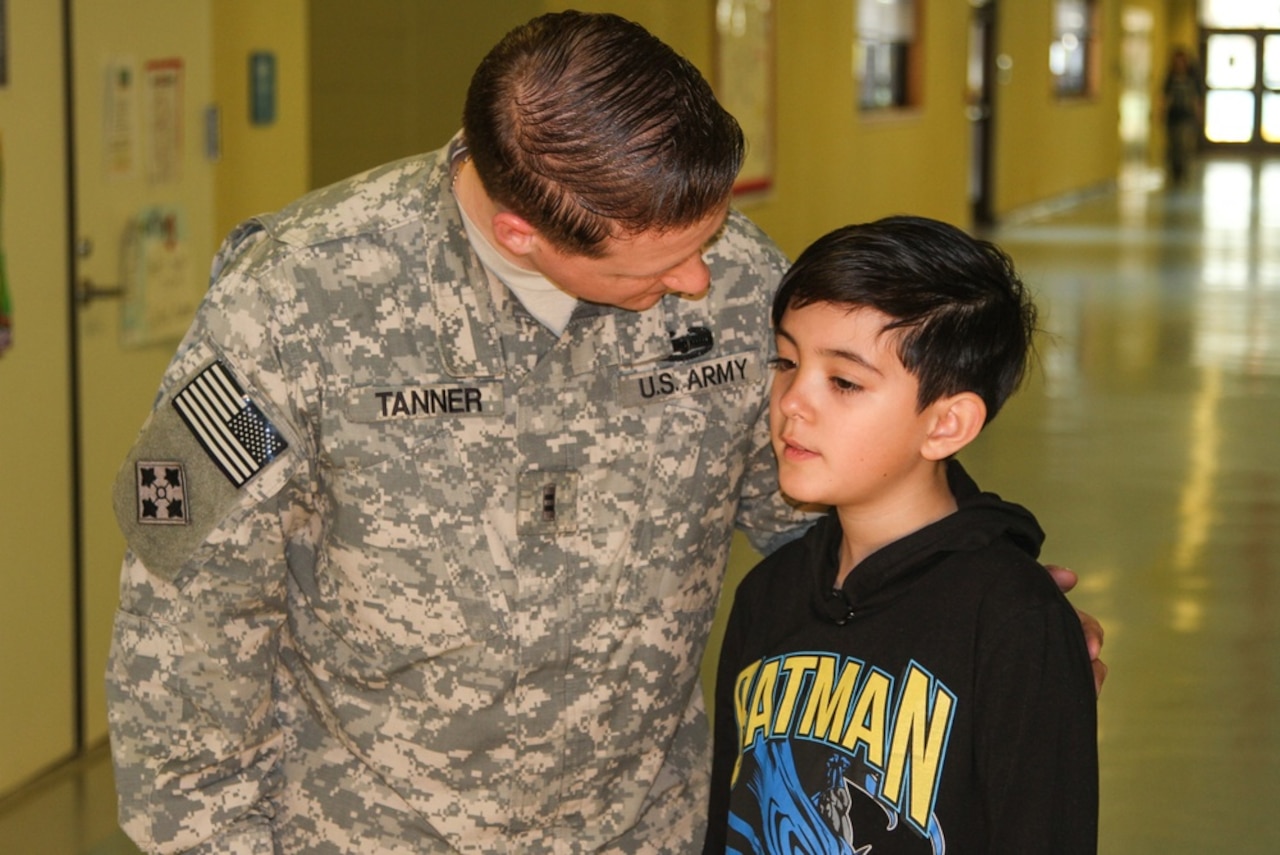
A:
107,137,811,854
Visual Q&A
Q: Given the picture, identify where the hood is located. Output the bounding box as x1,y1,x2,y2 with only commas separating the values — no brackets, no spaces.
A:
811,459,1046,624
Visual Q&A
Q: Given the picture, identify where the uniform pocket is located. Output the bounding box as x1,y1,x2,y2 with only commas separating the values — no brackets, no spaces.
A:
612,402,740,617
307,416,495,672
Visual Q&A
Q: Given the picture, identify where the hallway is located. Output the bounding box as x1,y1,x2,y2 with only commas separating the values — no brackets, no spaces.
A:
973,154,1280,853
1,155,1277,852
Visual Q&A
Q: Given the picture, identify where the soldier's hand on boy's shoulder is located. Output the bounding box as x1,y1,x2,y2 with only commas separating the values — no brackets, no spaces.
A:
1045,564,1108,696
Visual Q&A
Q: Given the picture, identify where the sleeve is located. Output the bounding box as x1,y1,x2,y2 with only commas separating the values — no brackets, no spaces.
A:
703,582,754,853
732,393,820,557
975,593,1099,854
106,223,309,854
719,217,823,558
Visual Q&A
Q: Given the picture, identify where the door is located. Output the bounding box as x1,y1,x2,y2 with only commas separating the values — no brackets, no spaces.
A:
0,0,77,797
966,0,997,226
1118,8,1154,162
70,0,214,744
1202,29,1280,146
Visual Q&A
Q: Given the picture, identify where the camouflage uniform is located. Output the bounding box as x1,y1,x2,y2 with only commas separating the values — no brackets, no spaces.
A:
107,136,812,854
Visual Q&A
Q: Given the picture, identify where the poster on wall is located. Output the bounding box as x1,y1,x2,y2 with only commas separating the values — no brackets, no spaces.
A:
104,58,138,180
121,206,195,347
144,58,184,184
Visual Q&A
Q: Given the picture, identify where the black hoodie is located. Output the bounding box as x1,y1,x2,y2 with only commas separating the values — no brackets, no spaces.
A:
705,461,1097,854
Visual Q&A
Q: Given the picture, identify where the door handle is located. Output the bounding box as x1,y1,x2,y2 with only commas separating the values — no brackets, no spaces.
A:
76,277,125,307
75,239,126,306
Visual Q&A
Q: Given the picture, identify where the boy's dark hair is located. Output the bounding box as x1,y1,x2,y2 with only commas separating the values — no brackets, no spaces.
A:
772,215,1038,423
463,11,744,257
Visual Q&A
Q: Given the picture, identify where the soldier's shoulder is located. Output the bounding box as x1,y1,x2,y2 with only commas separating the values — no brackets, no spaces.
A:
210,150,448,292
720,210,785,257
709,211,789,285
274,151,444,245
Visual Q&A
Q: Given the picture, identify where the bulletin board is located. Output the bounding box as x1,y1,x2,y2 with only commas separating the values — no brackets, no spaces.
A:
714,0,775,196
120,206,195,347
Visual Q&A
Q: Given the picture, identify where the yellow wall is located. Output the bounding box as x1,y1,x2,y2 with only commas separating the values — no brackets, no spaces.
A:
993,2,1125,216
307,0,544,189
302,2,1171,256
545,1,973,259
546,0,714,67
212,1,312,239
305,1,979,262
747,1,974,258
0,0,77,795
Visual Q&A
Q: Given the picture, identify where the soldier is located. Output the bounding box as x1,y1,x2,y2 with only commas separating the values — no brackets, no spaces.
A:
107,11,1104,854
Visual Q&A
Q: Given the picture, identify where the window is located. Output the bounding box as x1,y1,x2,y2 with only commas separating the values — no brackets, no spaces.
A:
1051,0,1098,97
1200,0,1280,29
1198,2,1280,145
856,0,918,110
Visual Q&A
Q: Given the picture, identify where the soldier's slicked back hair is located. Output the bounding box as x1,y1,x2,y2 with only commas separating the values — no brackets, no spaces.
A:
463,11,744,257
773,216,1039,424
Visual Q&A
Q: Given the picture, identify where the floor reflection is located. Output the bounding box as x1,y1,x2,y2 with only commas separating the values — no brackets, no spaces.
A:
970,154,1280,854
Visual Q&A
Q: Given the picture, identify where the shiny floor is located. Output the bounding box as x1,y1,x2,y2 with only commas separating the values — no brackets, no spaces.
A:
972,155,1280,853
2,155,1277,852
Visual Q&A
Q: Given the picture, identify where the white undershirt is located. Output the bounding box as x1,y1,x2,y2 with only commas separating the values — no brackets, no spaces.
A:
454,192,578,336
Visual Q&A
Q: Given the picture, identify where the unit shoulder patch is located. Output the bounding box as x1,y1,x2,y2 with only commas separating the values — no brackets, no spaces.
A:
113,357,299,582
134,461,189,525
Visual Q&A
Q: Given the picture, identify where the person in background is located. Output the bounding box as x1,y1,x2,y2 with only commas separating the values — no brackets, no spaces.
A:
1163,46,1204,186
107,12,1105,854
706,216,1097,853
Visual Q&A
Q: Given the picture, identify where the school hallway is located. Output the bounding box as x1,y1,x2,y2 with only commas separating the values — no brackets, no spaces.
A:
973,153,1280,853
1,154,1277,853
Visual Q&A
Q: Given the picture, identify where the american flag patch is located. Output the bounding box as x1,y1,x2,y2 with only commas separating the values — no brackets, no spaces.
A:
172,362,288,488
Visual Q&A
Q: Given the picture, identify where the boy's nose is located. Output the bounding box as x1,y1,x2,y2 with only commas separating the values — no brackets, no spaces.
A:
776,381,809,420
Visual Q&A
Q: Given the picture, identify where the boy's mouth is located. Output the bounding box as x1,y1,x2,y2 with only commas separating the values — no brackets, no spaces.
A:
778,435,819,460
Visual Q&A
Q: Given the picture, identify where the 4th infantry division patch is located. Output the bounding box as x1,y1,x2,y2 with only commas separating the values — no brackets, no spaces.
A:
135,462,188,525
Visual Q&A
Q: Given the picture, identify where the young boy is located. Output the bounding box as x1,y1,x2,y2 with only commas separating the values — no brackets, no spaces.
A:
704,216,1098,854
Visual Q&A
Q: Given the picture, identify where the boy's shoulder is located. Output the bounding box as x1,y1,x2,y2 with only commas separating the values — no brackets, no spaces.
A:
941,532,1071,617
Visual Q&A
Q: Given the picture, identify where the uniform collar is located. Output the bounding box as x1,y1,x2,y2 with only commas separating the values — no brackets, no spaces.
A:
607,295,717,370
418,134,506,379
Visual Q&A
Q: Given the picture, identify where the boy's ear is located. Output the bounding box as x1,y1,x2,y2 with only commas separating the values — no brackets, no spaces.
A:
491,210,538,257
922,392,987,461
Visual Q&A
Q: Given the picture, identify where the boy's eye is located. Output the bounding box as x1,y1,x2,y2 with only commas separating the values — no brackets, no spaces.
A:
831,376,863,394
767,356,796,372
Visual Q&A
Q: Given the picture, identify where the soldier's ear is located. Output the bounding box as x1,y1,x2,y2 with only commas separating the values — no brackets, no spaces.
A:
492,211,537,258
